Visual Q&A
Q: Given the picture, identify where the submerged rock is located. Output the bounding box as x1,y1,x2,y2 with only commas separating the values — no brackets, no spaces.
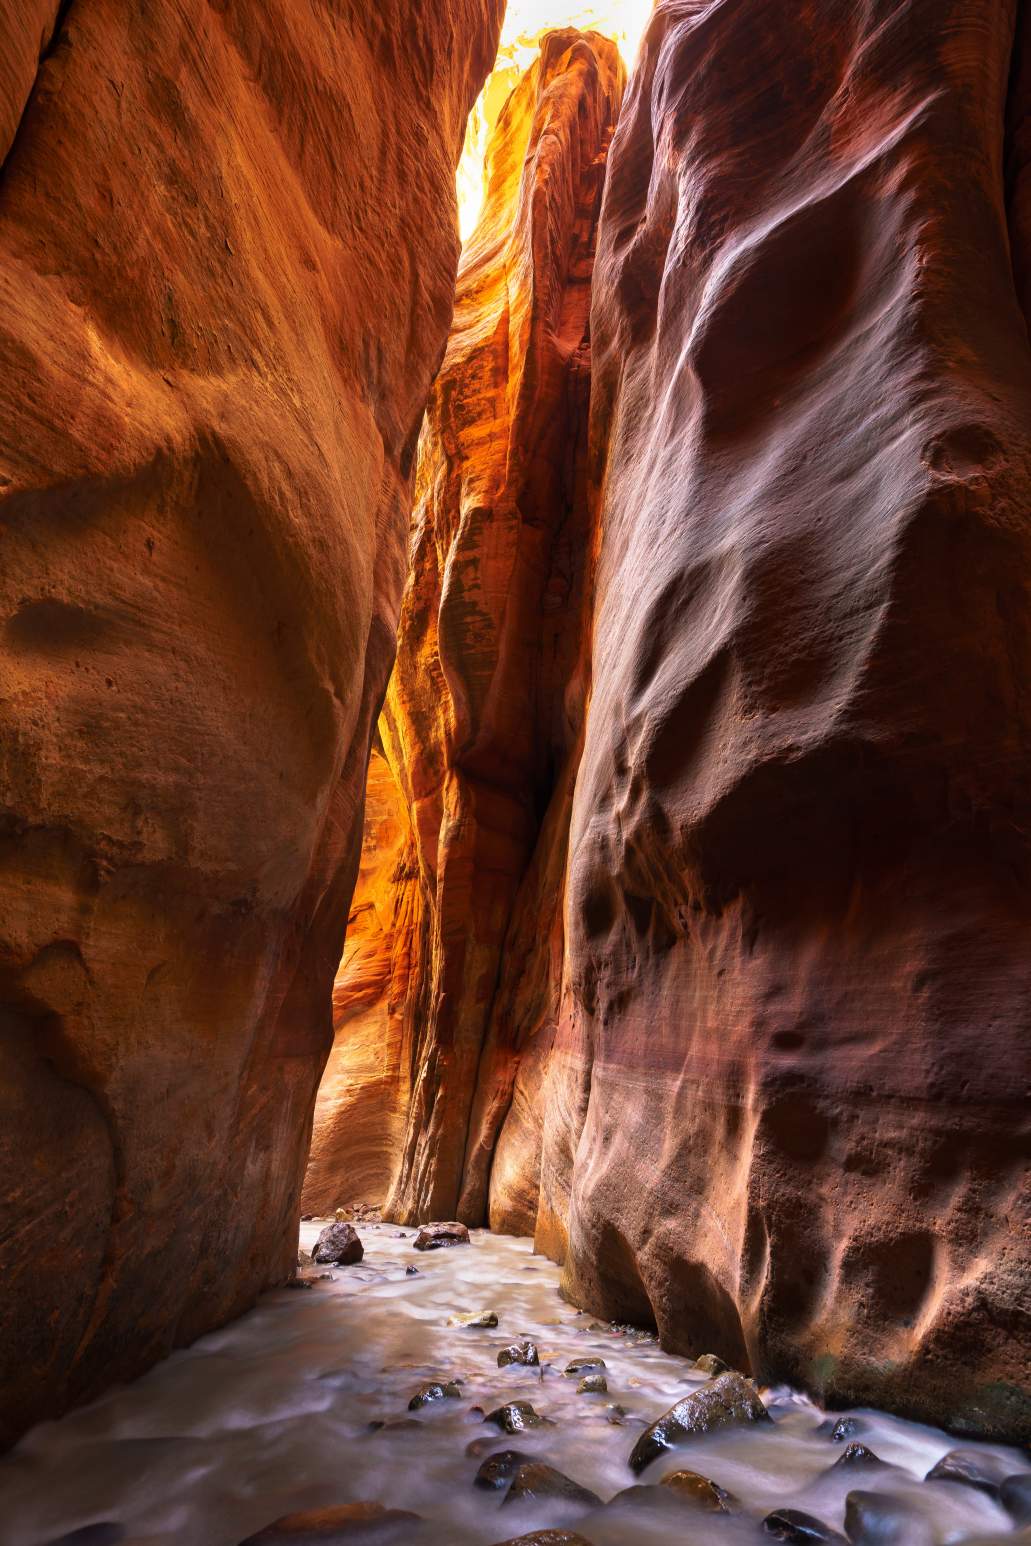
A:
827,1417,863,1443
413,1222,470,1251
692,1354,731,1378
311,1223,364,1267
763,1509,847,1543
843,1492,935,1546
564,1358,606,1376
502,1463,602,1509
924,1448,1012,1496
408,1381,462,1410
1002,1473,1031,1524
486,1401,552,1433
238,1503,421,1543
474,1450,535,1490
448,1310,499,1328
831,1443,883,1470
628,1373,770,1474
660,1470,736,1511
46,1530,127,1546
498,1341,540,1367
577,1374,607,1394
490,1534,595,1546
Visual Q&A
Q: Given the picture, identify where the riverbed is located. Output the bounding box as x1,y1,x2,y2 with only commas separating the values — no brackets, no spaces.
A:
0,1226,1027,1545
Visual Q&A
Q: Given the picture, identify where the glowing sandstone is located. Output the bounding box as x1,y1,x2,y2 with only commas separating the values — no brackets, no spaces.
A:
0,0,501,1447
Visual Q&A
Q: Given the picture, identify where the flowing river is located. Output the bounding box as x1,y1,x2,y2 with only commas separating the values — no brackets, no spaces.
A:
1,1226,1027,1545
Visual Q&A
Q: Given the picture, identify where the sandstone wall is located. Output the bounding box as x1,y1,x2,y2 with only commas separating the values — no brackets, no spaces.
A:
0,0,500,1446
546,0,1031,1441
377,30,625,1225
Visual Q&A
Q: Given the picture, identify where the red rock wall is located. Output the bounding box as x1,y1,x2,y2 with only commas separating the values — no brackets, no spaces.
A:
0,0,500,1446
543,0,1031,1440
375,30,626,1226
320,0,1031,1444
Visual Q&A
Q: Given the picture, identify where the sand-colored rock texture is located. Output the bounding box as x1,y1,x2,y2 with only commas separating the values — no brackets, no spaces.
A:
315,3,1031,1440
0,0,501,1446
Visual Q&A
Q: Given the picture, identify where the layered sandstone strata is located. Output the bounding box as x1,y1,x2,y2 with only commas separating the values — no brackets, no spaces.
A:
0,0,500,1446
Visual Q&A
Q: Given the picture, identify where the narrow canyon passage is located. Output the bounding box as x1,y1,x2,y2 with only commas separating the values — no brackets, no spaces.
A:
1,1225,1027,1545
1,0,1030,1541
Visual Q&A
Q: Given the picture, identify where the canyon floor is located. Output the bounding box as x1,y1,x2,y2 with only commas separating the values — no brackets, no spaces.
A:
0,1228,1026,1546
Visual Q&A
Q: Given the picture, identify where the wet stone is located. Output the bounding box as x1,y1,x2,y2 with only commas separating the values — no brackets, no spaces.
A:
486,1400,552,1433
474,1449,535,1491
490,1534,595,1546
827,1416,863,1443
605,1404,627,1425
46,1530,127,1546
628,1372,770,1474
1002,1473,1031,1524
924,1447,1012,1497
502,1463,602,1510
408,1380,462,1410
844,1491,935,1546
405,1266,419,1276
763,1508,847,1543
692,1353,731,1377
413,1221,470,1251
577,1374,607,1394
238,1503,421,1543
660,1469,736,1511
448,1310,499,1328
498,1341,540,1368
831,1442,883,1469
564,1358,606,1376
311,1222,364,1266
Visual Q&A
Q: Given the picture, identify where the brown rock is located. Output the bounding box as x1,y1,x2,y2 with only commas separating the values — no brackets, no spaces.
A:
498,1341,540,1368
762,1510,846,1544
486,1400,552,1433
628,1374,770,1474
502,1463,602,1510
0,0,502,1448
238,1503,421,1543
491,1535,594,1546
413,1222,470,1252
660,1470,736,1512
311,1223,363,1267
408,1381,463,1410
474,1449,535,1491
525,0,1031,1442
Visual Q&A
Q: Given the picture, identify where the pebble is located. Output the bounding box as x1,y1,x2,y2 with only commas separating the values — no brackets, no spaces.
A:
498,1341,540,1367
564,1358,606,1376
448,1310,499,1328
577,1374,607,1394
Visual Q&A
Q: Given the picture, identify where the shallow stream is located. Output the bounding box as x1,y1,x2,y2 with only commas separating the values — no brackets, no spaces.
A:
1,1226,1027,1545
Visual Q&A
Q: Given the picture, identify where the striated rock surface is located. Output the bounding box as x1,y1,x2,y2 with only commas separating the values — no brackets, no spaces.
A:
320,0,1031,1444
301,742,422,1215
330,30,624,1226
546,0,1031,1439
0,0,501,1446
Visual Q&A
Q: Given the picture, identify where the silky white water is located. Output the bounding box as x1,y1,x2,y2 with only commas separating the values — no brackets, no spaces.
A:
0,1226,1026,1545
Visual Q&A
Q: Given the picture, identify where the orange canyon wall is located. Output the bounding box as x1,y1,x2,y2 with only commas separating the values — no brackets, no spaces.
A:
0,0,501,1446
310,2,1031,1441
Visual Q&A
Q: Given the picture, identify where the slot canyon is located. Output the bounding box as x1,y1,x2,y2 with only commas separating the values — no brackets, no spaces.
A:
0,1,1028,1544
